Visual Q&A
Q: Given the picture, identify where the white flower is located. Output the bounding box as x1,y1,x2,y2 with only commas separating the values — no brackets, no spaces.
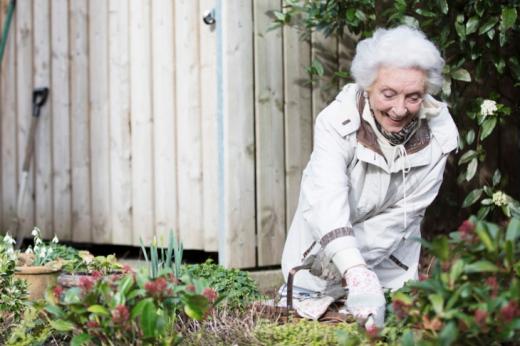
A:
480,99,497,117
3,233,16,245
35,238,43,245
52,235,59,244
492,191,508,206
25,246,33,254
38,247,47,257
31,227,41,237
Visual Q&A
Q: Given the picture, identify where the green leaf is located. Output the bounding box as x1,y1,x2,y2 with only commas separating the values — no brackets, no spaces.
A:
479,17,499,35
449,259,464,286
464,260,499,273
492,169,501,186
87,304,110,316
44,304,64,318
428,294,444,315
506,218,520,241
451,68,471,82
438,0,448,15
50,319,75,332
501,7,517,31
465,129,475,145
462,188,482,208
141,300,157,339
182,294,210,321
475,222,495,252
439,322,458,345
400,330,415,346
466,158,478,181
131,298,154,320
455,15,466,40
432,237,450,261
465,17,479,35
71,334,92,346
505,240,514,269
458,149,477,164
480,117,497,141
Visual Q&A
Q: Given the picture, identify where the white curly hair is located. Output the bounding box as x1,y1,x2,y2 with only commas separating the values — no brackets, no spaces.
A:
351,25,444,94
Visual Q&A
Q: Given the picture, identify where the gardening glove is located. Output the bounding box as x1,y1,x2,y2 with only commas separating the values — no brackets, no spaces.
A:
343,265,386,328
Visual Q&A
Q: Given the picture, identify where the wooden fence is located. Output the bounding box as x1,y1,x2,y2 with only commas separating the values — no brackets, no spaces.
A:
0,0,356,268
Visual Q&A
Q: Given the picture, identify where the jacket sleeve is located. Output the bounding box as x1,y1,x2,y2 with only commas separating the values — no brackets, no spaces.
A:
301,105,366,273
357,153,449,267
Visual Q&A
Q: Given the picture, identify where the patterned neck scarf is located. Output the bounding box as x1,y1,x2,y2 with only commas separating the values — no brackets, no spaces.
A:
373,116,420,146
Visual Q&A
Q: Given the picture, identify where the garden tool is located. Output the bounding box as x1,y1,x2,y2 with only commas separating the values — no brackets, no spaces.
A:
14,87,49,248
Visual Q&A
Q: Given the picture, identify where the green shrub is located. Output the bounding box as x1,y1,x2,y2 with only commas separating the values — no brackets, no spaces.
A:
183,259,263,310
44,269,218,345
389,217,520,344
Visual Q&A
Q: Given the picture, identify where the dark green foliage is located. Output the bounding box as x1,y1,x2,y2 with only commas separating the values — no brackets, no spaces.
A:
183,259,263,310
389,217,520,344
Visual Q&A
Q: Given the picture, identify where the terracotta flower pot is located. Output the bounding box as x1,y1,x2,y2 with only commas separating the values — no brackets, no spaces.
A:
15,265,61,300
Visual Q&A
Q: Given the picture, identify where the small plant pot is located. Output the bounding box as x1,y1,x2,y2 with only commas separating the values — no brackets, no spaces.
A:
15,266,61,300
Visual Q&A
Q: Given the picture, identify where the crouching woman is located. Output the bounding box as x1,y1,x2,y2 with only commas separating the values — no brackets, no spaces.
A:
281,25,458,327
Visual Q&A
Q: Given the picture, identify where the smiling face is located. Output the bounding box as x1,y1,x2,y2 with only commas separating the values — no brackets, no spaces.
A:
367,66,427,133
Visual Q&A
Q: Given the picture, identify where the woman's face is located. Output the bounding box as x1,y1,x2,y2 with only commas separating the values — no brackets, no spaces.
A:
367,66,427,133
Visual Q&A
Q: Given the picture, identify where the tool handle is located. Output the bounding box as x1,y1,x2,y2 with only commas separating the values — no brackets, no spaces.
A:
32,87,49,117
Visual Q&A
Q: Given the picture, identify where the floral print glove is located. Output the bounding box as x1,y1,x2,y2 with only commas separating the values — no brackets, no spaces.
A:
344,266,386,328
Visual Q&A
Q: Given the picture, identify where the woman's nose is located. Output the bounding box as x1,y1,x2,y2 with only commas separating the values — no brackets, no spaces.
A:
391,97,407,117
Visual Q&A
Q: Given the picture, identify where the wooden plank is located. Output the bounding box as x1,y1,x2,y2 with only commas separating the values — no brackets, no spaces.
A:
220,0,256,268
50,0,72,241
15,0,35,236
89,0,111,243
33,0,53,238
199,0,218,252
151,0,177,245
253,0,285,266
70,0,91,242
1,1,17,233
175,0,203,249
108,0,132,245
129,0,154,245
283,21,312,232
311,31,338,122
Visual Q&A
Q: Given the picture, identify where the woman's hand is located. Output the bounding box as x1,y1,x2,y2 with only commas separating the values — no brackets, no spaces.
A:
344,265,386,328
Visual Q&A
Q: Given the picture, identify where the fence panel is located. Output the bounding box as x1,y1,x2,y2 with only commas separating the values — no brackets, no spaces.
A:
0,0,356,268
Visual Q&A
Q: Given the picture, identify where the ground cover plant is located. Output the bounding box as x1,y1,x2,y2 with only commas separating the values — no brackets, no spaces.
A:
182,259,263,310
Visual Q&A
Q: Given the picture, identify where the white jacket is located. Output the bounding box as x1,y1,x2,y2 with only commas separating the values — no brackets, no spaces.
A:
281,83,459,292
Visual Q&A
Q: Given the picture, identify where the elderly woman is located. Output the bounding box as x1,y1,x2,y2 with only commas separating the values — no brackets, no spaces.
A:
281,25,458,327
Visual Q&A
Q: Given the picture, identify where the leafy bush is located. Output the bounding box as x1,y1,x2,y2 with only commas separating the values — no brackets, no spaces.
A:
0,237,28,312
0,237,28,337
183,259,263,310
389,217,520,344
44,268,219,345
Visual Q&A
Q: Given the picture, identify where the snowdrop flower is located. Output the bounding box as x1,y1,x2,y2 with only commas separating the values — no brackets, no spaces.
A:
31,228,40,237
480,99,497,117
52,235,59,244
3,233,16,245
25,246,33,254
